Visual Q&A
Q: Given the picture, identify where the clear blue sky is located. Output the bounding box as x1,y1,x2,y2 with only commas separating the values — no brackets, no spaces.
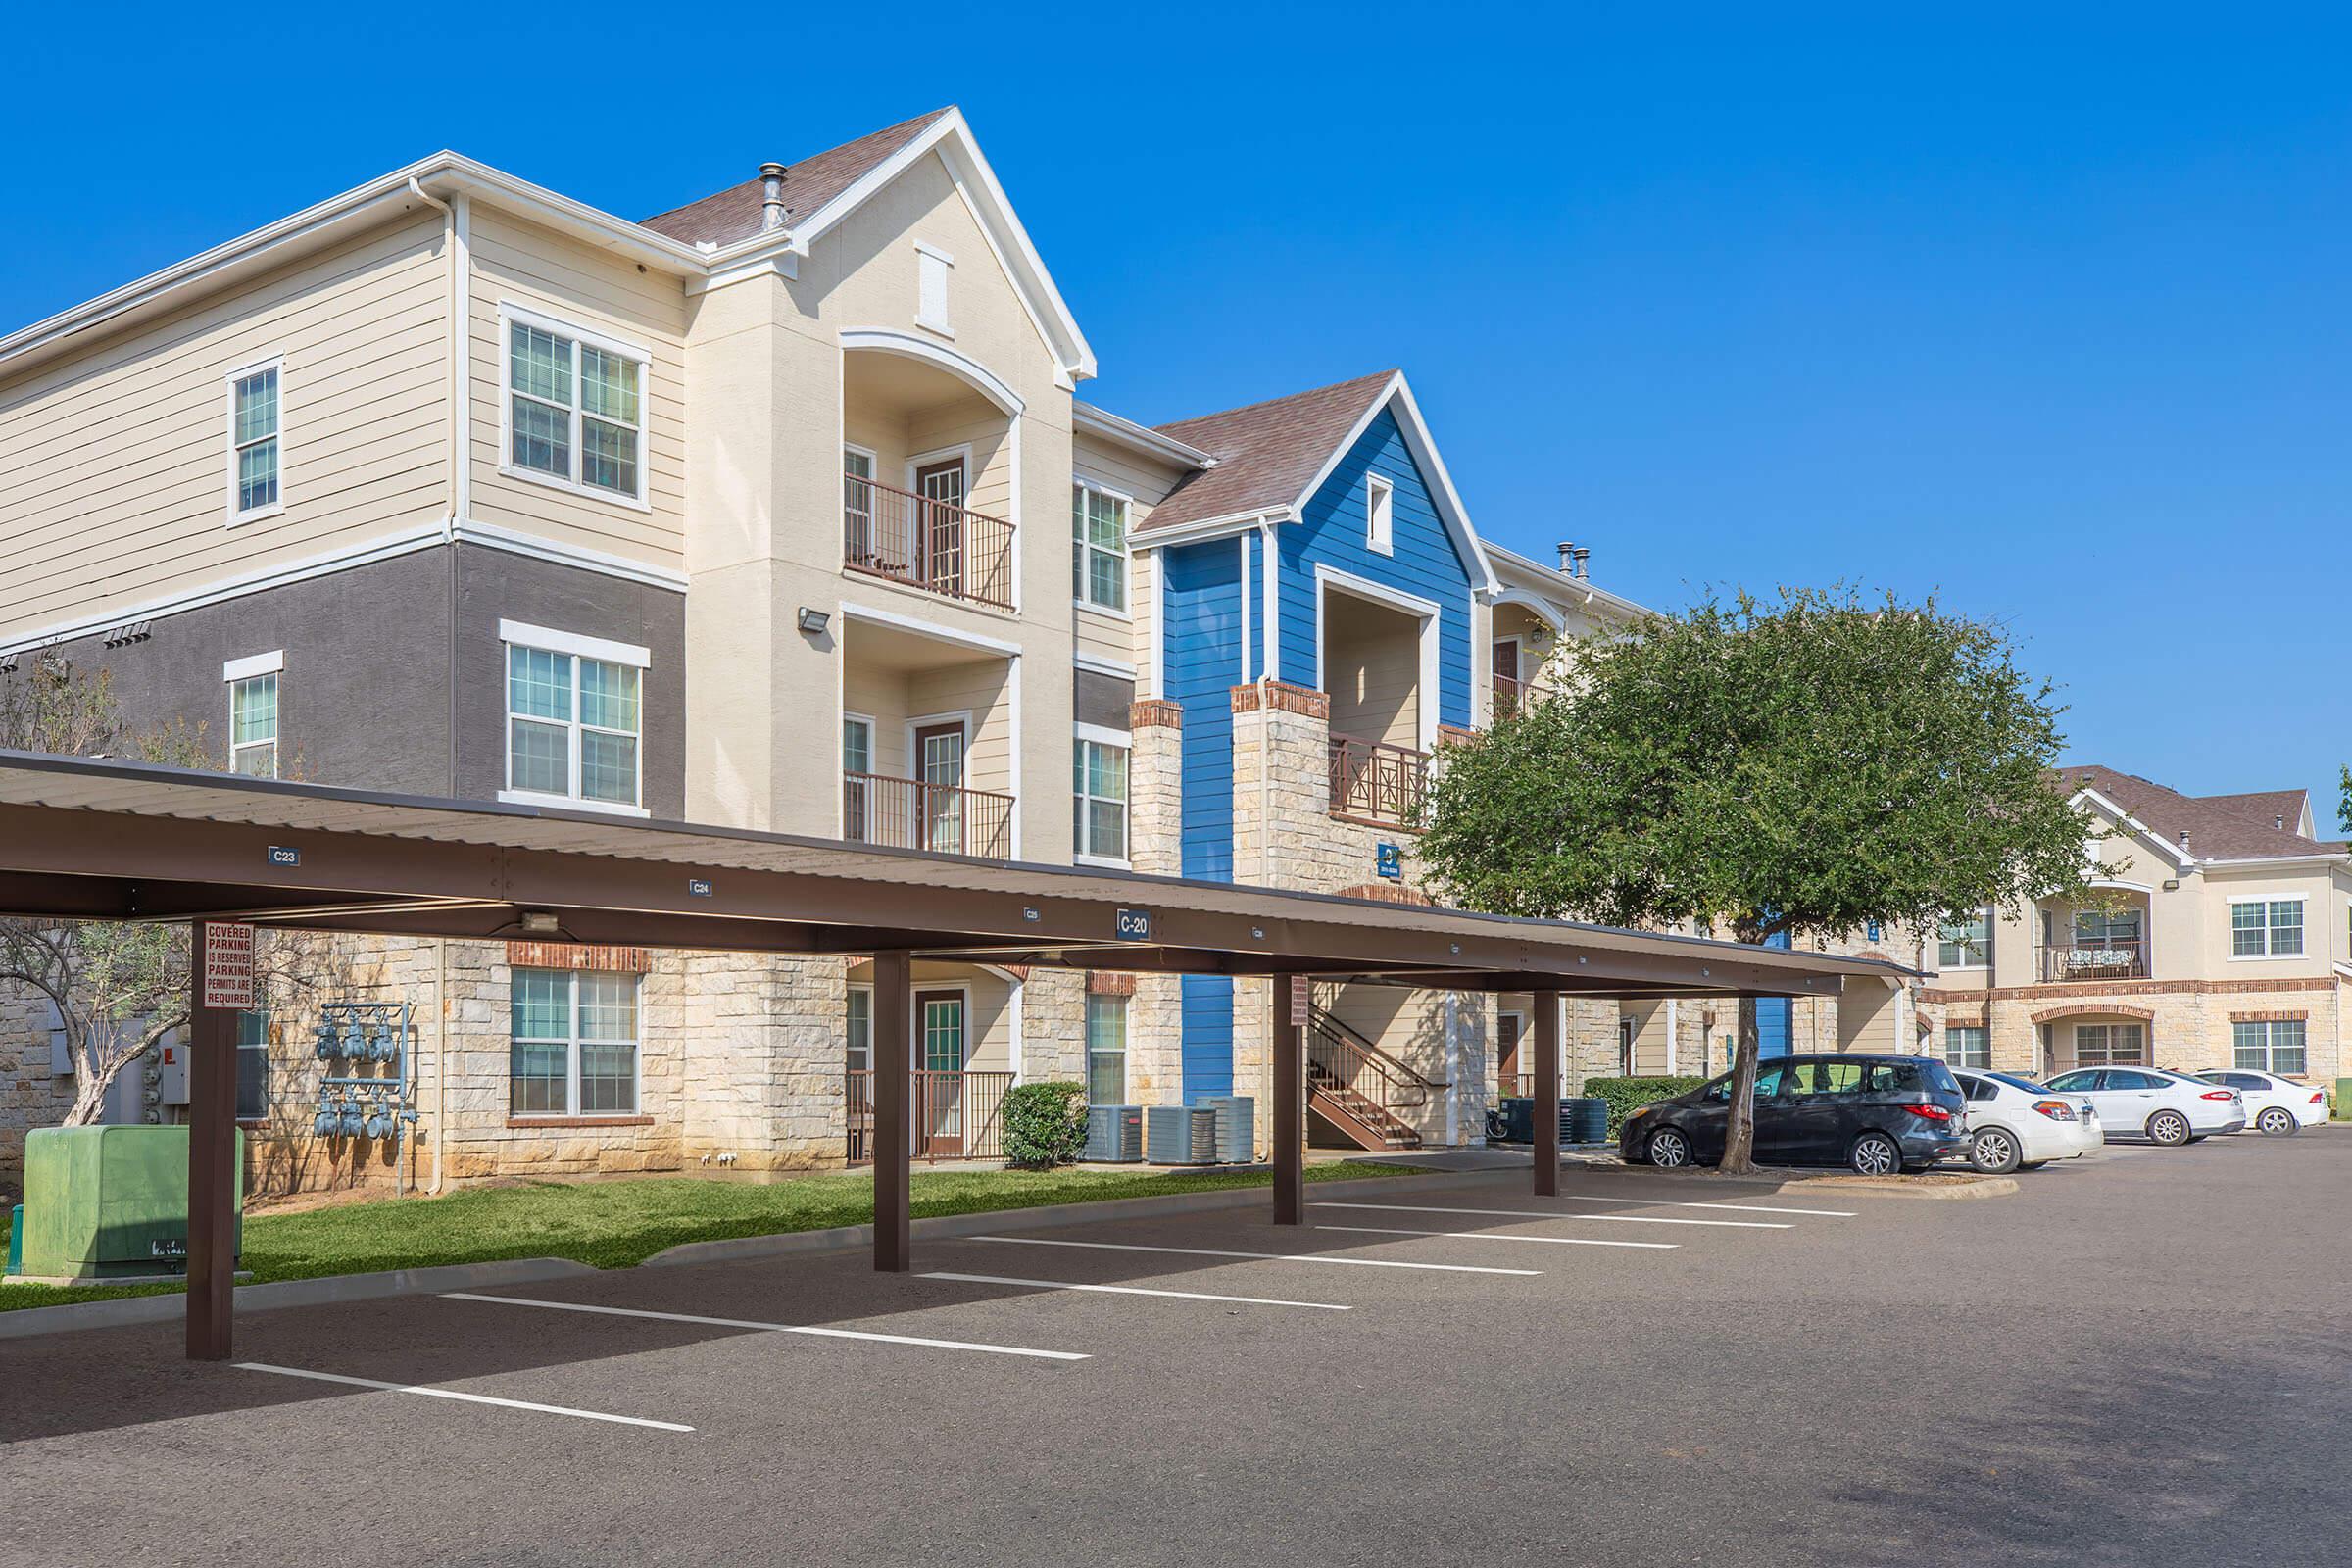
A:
7,4,2345,828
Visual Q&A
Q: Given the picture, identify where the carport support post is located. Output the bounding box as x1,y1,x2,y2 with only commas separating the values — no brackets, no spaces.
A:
872,950,913,1272
1534,991,1561,1198
1271,974,1305,1226
186,924,237,1360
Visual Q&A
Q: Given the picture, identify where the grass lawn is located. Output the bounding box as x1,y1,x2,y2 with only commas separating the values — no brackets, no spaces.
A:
0,1159,1421,1314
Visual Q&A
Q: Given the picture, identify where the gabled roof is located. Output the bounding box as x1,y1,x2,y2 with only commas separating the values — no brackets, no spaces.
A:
640,109,955,246
2063,765,2343,864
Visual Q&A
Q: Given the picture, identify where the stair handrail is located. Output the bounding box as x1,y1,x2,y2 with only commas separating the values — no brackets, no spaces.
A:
1305,1003,1449,1113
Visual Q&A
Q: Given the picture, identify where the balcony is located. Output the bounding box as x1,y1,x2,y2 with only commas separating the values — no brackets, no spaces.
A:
2037,939,2151,984
1329,733,1430,827
1492,671,1532,720
843,772,1014,861
843,471,1015,611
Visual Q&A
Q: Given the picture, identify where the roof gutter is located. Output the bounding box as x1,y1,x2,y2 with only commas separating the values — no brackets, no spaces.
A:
1072,402,1215,469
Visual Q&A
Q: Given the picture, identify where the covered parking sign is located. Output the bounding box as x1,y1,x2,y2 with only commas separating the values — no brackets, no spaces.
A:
200,922,256,1010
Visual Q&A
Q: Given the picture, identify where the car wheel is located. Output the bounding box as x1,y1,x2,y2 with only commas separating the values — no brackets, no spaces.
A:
2257,1107,2298,1137
2146,1109,2192,1147
1646,1127,1693,1169
1849,1131,1901,1177
1970,1126,2023,1175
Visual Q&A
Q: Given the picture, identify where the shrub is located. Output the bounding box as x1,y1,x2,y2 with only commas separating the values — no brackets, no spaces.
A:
1002,1081,1089,1170
1579,1075,1708,1138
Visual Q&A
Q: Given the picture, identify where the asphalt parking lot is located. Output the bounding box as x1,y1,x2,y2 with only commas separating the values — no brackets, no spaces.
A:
5,1130,2348,1568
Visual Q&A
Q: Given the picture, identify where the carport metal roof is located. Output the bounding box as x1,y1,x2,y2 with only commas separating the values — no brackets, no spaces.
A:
0,751,1905,1001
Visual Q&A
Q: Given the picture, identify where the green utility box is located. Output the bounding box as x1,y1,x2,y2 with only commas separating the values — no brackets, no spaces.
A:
2335,1080,2352,1122
11,1125,242,1283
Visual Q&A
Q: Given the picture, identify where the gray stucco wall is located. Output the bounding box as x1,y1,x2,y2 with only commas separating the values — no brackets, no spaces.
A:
9,544,684,816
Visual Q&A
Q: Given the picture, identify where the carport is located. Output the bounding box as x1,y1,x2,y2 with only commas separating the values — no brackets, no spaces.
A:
0,751,1900,1361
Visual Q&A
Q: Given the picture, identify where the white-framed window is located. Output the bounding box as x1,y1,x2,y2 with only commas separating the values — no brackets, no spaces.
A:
1071,482,1130,612
1942,1025,1990,1070
500,304,650,506
1937,910,1990,969
2230,897,2304,958
236,1010,270,1121
1073,727,1130,864
2074,1022,2145,1066
1085,993,1128,1104
510,967,639,1116
2233,1018,2307,1075
846,984,872,1074
226,653,280,778
499,621,649,814
226,360,282,521
1365,474,1394,555
915,241,953,335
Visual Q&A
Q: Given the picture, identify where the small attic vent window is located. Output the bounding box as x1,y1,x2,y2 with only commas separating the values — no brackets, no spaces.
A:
915,242,953,337
1366,474,1394,556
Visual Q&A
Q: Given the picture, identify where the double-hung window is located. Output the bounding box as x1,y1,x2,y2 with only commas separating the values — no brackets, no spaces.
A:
2074,1022,2145,1066
227,362,281,520
511,967,640,1117
504,306,649,503
846,986,872,1074
1937,910,1990,969
1085,994,1128,1103
235,1011,270,1120
1073,729,1130,863
1942,1025,1991,1070
2230,898,2304,958
501,622,647,813
2233,1018,2307,1075
224,652,282,778
1071,483,1129,611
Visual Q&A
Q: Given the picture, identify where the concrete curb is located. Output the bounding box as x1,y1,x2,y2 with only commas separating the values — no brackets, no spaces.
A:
0,1256,600,1342
643,1167,1494,1268
1784,1175,2020,1200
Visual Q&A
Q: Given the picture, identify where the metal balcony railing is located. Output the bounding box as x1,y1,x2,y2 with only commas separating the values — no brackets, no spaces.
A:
1492,672,1532,719
2037,939,2151,983
1328,733,1430,826
843,772,1015,861
843,470,1015,611
845,1069,1015,1163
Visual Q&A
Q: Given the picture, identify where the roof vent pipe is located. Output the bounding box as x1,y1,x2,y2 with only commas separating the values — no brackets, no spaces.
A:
759,162,789,231
2276,813,2286,830
1571,546,1592,579
2178,829,2190,849
1556,540,1577,572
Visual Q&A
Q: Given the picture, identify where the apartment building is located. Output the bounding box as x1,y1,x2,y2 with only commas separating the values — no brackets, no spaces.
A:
1920,766,2352,1084
0,108,1695,1189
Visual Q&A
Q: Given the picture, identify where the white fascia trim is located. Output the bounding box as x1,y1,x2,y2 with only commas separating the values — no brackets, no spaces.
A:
1313,561,1444,619
222,650,284,682
1132,508,1292,550
1487,588,1568,634
495,789,651,818
454,519,687,592
839,327,1025,416
1259,517,1282,682
0,519,449,659
1073,721,1132,750
1073,651,1138,679
497,619,652,669
2225,892,2308,905
1284,372,1501,595
1071,402,1215,469
2197,853,2352,869
784,110,1096,383
2069,788,2195,868
837,600,1023,659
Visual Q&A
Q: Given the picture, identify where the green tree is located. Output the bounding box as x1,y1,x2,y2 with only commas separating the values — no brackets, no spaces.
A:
2338,765,2350,837
0,653,212,1126
1417,586,2103,1173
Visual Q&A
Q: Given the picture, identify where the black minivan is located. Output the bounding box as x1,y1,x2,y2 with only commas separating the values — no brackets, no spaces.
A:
1619,1054,1972,1175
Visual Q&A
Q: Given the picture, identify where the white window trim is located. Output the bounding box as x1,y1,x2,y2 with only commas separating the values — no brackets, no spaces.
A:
840,710,878,839
2226,893,2308,959
1072,723,1132,869
1084,992,1130,1102
914,241,955,338
1311,564,1444,754
1072,478,1134,617
225,661,281,780
509,968,643,1120
498,622,651,816
905,442,975,498
846,981,874,1073
495,300,655,514
224,355,285,526
222,650,284,682
1365,473,1395,556
1936,909,1993,971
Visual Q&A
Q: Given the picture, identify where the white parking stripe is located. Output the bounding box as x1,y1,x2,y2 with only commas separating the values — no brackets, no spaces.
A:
236,1362,694,1432
1315,1201,1789,1230
1556,1193,1857,1218
966,1235,1543,1276
440,1292,1088,1362
1315,1225,1677,1250
921,1271,1351,1310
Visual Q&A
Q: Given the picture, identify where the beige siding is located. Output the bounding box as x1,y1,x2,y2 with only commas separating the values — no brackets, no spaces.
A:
1324,592,1422,750
1070,433,1184,673
466,208,688,571
0,213,449,642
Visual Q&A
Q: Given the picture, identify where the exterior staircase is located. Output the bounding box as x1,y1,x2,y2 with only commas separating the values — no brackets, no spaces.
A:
1305,1003,1446,1152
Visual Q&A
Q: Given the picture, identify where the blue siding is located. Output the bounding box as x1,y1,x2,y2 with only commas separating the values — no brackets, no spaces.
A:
1273,409,1474,728
1163,540,1248,1100
1180,976,1235,1102
1757,929,1793,1058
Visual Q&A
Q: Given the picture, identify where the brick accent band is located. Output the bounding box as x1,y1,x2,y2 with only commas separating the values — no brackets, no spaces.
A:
2230,1009,2309,1023
1087,970,1138,996
1937,975,2336,1004
2030,1004,2155,1025
1128,698,1183,729
506,942,650,973
1435,723,1478,748
1230,680,1329,719
1334,882,1438,906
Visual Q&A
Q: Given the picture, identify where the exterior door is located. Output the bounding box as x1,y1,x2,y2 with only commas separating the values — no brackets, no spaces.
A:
914,721,967,853
1492,639,1522,716
1617,1017,1637,1076
917,989,967,1156
1497,1012,1526,1098
914,458,966,593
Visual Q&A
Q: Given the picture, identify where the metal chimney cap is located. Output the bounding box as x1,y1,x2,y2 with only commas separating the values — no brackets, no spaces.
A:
1556,540,1577,571
759,161,788,179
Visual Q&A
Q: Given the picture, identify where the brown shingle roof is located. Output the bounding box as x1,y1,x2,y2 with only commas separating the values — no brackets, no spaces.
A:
640,109,955,247
1137,371,1397,534
2063,765,2337,862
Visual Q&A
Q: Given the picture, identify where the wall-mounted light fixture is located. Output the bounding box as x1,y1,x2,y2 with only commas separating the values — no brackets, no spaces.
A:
797,607,831,636
518,910,562,935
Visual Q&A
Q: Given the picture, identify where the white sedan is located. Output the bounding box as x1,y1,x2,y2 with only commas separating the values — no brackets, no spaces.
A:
1953,1070,2103,1173
2192,1069,2330,1135
2042,1067,2246,1146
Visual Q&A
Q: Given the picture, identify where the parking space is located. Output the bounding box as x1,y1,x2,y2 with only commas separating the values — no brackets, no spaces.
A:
8,1133,2352,1565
